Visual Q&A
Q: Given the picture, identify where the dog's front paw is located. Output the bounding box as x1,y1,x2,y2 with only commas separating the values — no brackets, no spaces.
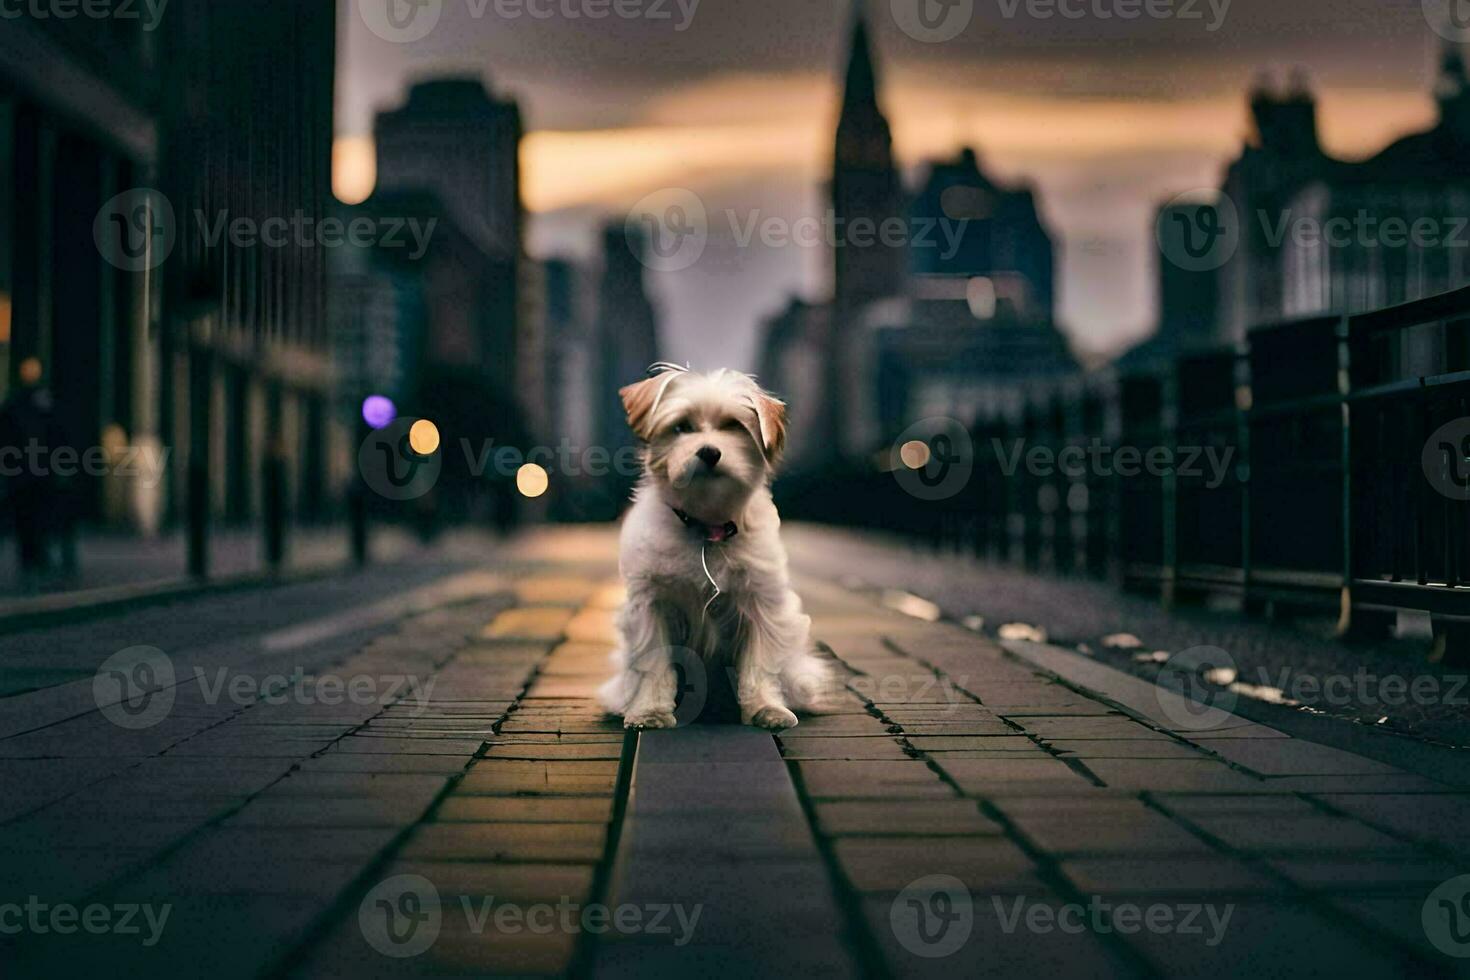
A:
748,705,799,731
623,710,678,730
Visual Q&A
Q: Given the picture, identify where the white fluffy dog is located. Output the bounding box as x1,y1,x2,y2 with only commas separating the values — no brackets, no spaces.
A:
599,364,831,730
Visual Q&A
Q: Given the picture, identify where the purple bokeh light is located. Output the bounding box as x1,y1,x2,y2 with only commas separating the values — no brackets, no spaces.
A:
362,395,396,430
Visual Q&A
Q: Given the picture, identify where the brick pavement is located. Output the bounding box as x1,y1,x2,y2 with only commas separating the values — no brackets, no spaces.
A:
0,527,1467,978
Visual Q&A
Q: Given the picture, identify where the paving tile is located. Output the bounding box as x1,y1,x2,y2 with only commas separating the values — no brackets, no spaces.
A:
1005,813,1216,856
435,796,613,823
905,735,1041,751
1122,901,1410,980
399,822,607,862
1048,738,1208,760
863,893,1136,979
833,837,1042,894
480,740,623,760
1081,759,1269,793
1266,854,1461,891
480,607,576,641
935,756,1094,794
777,736,912,760
813,799,1002,836
1191,738,1407,777
458,760,619,796
1176,813,1413,853
1059,856,1287,895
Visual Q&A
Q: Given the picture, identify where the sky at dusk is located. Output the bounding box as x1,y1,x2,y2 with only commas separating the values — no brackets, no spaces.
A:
334,0,1459,370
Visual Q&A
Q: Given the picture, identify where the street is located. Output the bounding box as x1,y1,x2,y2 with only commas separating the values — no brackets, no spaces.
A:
0,526,1465,978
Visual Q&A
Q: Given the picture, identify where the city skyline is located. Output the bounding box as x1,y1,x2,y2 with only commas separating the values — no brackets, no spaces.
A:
334,0,1458,368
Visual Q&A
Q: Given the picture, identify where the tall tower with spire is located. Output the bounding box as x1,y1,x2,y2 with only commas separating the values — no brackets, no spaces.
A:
832,0,906,314
825,0,906,454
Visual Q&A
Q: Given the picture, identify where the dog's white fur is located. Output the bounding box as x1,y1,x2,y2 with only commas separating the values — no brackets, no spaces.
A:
599,365,832,730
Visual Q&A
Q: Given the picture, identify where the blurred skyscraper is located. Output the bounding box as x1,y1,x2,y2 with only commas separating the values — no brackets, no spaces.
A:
369,75,541,440
594,225,661,513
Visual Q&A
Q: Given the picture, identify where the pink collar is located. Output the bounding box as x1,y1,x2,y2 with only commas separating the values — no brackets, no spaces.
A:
672,508,739,544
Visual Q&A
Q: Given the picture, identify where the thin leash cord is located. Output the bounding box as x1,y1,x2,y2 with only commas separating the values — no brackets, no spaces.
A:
699,543,722,624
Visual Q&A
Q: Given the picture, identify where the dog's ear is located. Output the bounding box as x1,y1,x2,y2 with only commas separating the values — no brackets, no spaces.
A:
620,373,677,441
752,392,787,463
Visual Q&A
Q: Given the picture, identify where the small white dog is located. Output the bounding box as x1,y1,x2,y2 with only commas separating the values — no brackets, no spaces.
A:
599,364,831,730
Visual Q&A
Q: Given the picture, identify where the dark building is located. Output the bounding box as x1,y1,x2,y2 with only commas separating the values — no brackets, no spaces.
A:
1,1,339,552
827,1,907,456
1122,201,1224,369
757,297,830,471
0,9,160,527
1277,48,1470,319
160,1,338,539
594,224,661,507
1216,70,1329,338
375,77,523,262
372,75,536,438
541,258,596,452
909,147,1057,322
759,3,1077,462
1147,47,1470,357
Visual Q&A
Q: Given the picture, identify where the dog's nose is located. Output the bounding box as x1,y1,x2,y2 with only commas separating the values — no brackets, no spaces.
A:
696,446,722,468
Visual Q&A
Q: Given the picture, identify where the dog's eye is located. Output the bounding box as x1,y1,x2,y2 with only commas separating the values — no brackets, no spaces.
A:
671,420,693,435
718,419,744,432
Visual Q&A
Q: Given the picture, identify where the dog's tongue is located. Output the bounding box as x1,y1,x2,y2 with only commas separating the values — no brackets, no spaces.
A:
705,522,736,543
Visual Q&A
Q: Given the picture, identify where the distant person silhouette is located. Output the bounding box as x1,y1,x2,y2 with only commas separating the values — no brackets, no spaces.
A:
0,358,70,590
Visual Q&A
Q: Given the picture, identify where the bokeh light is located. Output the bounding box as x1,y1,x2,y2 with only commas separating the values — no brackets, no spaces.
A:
899,440,931,470
517,463,549,498
408,419,441,456
362,395,396,430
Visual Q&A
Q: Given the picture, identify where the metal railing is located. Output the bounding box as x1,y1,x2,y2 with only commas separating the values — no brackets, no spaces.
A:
779,284,1470,656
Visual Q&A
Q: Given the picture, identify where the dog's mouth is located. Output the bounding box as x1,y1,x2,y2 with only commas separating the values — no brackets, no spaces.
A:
672,461,738,490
